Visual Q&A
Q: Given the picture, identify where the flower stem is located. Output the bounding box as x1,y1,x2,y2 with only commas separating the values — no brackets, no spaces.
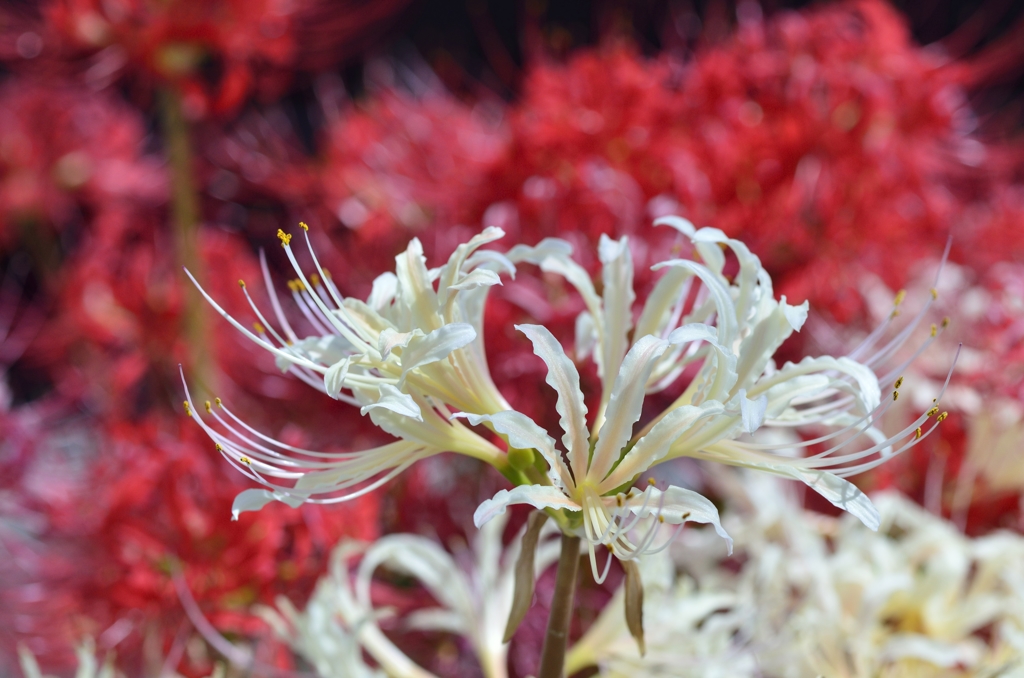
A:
159,87,214,390
537,533,580,678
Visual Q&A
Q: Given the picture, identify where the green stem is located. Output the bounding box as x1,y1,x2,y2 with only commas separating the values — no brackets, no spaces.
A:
159,87,214,391
537,533,580,678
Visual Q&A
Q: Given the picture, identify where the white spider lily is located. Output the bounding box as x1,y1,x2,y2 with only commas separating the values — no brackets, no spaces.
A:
182,224,522,517
186,224,513,414
465,324,733,583
260,513,560,678
259,540,429,678
473,217,955,580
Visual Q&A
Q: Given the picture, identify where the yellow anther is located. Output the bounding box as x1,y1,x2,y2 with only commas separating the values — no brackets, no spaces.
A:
926,406,939,417
204,400,211,413
310,273,320,287
894,290,906,306
215,397,222,407
616,494,624,507
240,456,251,465
941,316,950,328
183,401,192,416
892,390,899,401
658,515,666,523
930,287,938,300
253,322,265,333
915,427,922,439
299,221,309,231
276,229,292,246
294,279,306,292
894,376,904,389
647,477,656,486
214,443,223,452
322,269,332,280
238,279,246,288
937,411,948,423
681,512,691,520
286,280,297,292
931,323,937,337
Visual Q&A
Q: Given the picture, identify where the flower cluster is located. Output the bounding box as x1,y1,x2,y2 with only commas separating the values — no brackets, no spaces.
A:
187,215,954,589
568,476,1024,677
2,0,411,117
261,511,561,678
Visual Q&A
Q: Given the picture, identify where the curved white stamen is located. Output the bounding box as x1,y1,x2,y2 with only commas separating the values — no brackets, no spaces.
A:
260,250,299,343
239,285,290,348
183,268,327,374
291,286,333,337
281,240,373,352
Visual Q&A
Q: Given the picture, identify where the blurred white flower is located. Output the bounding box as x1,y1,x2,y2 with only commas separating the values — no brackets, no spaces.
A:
18,639,120,678
565,547,755,677
565,474,1024,677
259,512,560,678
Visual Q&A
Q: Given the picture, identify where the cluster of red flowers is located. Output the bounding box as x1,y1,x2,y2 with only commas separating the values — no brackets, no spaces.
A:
1,0,411,117
1,0,1022,675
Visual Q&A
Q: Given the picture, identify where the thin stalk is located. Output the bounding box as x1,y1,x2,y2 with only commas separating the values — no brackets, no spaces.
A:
159,87,214,391
537,533,581,678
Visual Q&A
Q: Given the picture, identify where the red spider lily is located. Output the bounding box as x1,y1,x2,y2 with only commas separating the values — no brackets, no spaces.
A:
16,217,387,673
0,78,166,248
3,0,410,117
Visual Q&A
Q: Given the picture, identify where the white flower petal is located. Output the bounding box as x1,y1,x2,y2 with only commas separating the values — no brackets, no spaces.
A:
667,322,738,402
394,237,439,331
597,234,636,392
538,256,603,327
401,323,477,374
506,237,574,265
465,249,517,278
633,266,691,341
447,268,502,293
652,259,738,348
378,327,422,360
739,389,768,434
575,310,597,361
324,357,352,399
231,488,307,520
367,271,398,311
360,384,423,421
782,296,809,331
589,336,669,483
516,324,591,479
603,402,725,490
787,467,880,530
474,485,581,527
733,299,806,391
437,226,506,305
452,410,572,490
